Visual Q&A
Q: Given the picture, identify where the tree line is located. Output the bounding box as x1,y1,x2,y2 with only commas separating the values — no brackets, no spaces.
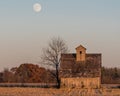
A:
0,64,56,83
101,67,120,84
0,65,120,84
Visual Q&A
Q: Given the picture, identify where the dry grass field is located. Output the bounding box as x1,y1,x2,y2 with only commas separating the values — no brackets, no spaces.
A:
0,87,120,96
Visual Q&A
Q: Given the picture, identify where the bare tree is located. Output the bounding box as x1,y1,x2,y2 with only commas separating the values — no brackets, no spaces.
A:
41,37,68,88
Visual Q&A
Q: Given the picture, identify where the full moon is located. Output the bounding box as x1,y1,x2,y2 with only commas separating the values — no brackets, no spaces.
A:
33,3,42,12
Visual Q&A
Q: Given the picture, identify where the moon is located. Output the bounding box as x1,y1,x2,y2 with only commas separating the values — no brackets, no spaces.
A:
33,3,42,12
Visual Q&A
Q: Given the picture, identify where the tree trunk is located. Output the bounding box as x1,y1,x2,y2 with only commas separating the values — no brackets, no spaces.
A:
56,64,60,88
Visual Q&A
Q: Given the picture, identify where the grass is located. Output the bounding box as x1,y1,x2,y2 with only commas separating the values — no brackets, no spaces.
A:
0,87,120,96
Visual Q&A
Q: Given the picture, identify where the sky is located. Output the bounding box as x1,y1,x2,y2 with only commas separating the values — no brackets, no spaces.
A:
0,0,120,71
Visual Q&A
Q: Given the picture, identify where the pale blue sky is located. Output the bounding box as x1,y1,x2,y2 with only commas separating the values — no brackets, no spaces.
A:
0,0,120,71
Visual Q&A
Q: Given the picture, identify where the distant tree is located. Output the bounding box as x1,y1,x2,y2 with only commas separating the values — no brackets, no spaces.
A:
101,67,120,84
14,63,47,83
113,67,119,78
2,68,14,82
41,37,68,88
10,67,18,74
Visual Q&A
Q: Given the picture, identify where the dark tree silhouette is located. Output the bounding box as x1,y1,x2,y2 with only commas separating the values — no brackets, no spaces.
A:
41,37,68,88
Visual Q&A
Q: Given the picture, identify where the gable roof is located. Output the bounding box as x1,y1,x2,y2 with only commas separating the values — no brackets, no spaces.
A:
75,45,86,50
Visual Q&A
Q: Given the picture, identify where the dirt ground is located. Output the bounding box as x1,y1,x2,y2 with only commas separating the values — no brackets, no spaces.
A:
0,87,120,96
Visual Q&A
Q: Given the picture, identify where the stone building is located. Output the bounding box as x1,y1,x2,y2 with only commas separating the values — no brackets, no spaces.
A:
60,45,101,88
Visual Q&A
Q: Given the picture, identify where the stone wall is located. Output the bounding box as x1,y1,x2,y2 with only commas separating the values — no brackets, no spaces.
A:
61,77,100,88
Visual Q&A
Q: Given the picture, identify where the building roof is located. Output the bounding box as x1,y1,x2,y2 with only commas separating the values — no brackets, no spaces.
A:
75,45,86,50
60,53,101,78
